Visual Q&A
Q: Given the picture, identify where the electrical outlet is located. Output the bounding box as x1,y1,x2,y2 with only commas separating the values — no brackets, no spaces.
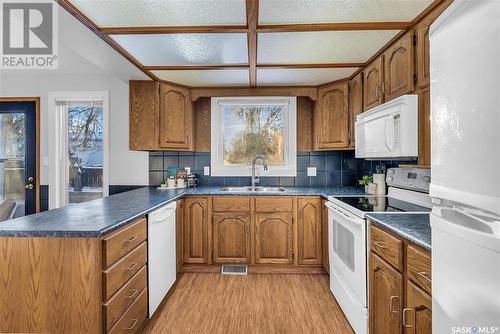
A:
307,167,317,177
204,166,210,176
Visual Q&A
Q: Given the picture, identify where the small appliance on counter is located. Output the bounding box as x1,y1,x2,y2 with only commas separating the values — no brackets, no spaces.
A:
187,174,199,188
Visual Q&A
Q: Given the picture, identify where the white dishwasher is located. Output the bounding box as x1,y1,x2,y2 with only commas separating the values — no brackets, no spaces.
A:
148,201,177,317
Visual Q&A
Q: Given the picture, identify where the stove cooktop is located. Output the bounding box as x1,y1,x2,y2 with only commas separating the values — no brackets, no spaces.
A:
333,196,431,213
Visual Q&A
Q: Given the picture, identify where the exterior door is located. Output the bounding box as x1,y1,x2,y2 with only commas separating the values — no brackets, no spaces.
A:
0,101,38,216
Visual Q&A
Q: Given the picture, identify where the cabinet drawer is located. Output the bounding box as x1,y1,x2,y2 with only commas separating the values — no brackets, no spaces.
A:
103,218,147,269
255,197,293,212
212,196,250,212
103,242,147,300
370,225,403,271
108,288,147,334
407,244,432,294
104,265,147,331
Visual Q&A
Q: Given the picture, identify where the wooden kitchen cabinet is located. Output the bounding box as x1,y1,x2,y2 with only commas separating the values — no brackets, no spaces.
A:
363,56,384,111
348,72,363,148
383,31,415,101
129,80,159,150
176,199,184,272
369,252,403,334
159,83,193,150
297,197,322,265
404,281,432,334
183,197,209,264
255,212,294,264
315,82,350,150
321,199,329,273
212,212,251,264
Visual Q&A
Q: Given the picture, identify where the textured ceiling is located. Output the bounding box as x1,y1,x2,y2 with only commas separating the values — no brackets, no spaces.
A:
152,69,250,86
257,68,359,86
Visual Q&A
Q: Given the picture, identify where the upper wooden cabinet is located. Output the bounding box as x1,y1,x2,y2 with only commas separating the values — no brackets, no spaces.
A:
212,212,251,264
297,197,322,265
159,83,193,150
255,212,294,264
129,81,159,150
348,72,363,148
383,31,415,101
183,197,209,264
363,56,384,111
315,82,349,150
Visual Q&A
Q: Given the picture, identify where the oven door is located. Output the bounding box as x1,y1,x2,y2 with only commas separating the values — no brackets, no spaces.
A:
326,201,367,307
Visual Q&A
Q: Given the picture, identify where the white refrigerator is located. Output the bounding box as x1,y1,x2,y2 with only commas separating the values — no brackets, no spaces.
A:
429,0,500,333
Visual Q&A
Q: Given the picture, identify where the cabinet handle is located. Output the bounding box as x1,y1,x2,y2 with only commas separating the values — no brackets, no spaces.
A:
418,271,431,282
376,86,381,98
403,308,412,328
124,319,138,330
374,241,388,249
389,295,399,314
126,262,138,271
125,235,138,243
125,289,138,299
383,82,388,94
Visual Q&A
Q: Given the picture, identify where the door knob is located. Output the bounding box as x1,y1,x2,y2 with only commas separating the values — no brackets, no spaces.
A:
25,184,34,190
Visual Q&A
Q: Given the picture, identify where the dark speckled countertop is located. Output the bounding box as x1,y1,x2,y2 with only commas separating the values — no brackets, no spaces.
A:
0,186,363,238
366,213,431,251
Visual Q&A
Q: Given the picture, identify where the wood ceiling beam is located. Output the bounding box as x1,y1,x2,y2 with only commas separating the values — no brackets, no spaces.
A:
191,86,318,102
258,63,364,69
257,22,411,33
100,26,248,35
145,63,365,71
246,0,259,87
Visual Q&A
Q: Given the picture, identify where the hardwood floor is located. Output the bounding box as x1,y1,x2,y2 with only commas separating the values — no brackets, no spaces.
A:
143,273,354,334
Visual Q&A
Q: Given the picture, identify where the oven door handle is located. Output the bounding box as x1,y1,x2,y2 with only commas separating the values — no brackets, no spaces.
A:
325,202,364,228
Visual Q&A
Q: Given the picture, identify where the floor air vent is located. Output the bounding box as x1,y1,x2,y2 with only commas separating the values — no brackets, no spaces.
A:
221,265,248,275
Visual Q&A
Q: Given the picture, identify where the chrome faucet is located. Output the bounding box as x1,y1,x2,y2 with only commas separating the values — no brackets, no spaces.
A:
251,156,268,189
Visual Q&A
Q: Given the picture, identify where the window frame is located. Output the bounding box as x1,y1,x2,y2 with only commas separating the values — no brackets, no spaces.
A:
210,96,297,177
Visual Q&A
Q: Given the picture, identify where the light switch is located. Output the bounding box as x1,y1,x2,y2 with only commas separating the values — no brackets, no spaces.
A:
307,167,317,177
204,166,210,176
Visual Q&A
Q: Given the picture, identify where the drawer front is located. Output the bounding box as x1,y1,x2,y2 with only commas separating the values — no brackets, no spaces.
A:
407,244,432,294
369,225,403,271
104,265,147,331
103,218,147,269
255,197,293,212
212,196,250,212
108,288,148,334
104,242,147,300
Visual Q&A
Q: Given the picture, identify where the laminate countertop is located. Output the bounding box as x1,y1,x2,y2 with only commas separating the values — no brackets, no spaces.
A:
0,186,363,238
366,213,431,251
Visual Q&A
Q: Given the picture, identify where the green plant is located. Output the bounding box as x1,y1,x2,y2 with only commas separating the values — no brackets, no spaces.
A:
358,175,373,186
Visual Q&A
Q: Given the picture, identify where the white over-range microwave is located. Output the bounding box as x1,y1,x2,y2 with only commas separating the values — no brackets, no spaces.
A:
355,94,418,160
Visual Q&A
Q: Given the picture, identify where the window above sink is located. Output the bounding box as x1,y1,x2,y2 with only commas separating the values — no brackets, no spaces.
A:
210,96,297,177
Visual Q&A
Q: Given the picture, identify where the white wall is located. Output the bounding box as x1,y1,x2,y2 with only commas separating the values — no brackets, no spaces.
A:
0,5,150,186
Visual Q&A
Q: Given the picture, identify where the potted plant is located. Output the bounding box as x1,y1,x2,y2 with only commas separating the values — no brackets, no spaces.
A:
358,175,373,193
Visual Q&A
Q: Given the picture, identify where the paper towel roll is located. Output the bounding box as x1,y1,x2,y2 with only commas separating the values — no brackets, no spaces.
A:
372,173,386,195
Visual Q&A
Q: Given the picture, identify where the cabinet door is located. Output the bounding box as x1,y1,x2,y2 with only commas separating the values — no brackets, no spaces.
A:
212,212,251,264
176,199,184,271
315,82,349,150
159,83,193,150
321,199,329,273
255,212,293,264
383,31,415,101
369,253,403,334
348,72,363,148
183,197,209,264
297,197,322,265
404,281,432,334
129,81,159,150
363,56,384,111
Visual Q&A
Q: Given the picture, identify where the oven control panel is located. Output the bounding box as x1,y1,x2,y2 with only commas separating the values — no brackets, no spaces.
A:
385,168,430,193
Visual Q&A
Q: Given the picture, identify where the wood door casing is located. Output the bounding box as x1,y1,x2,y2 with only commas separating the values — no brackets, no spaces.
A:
315,82,349,149
297,197,322,265
212,212,251,264
348,72,363,148
405,281,432,334
363,56,384,111
369,253,403,334
383,31,415,101
183,197,209,264
254,212,294,264
159,83,193,150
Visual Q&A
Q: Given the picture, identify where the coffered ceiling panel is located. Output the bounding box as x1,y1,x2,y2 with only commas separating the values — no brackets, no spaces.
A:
152,69,250,86
68,0,247,27
257,68,359,86
257,30,400,64
111,33,248,65
259,0,433,24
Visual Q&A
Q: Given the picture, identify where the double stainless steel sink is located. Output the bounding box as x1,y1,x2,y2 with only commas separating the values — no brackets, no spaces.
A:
220,186,287,193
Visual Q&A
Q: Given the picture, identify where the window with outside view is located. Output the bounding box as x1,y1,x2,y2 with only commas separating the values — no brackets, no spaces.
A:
211,97,296,176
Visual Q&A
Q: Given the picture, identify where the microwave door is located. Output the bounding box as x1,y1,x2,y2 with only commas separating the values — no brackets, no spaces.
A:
364,115,393,156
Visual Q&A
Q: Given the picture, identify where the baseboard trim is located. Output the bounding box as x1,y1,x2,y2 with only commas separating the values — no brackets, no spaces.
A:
179,264,325,274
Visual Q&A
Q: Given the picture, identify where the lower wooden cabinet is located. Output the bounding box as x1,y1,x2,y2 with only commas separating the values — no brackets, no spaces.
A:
369,253,403,334
297,197,322,265
255,212,294,264
212,212,251,264
404,281,432,334
183,197,209,264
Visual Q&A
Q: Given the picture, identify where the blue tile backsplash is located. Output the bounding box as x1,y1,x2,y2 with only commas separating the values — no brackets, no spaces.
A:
149,151,414,187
